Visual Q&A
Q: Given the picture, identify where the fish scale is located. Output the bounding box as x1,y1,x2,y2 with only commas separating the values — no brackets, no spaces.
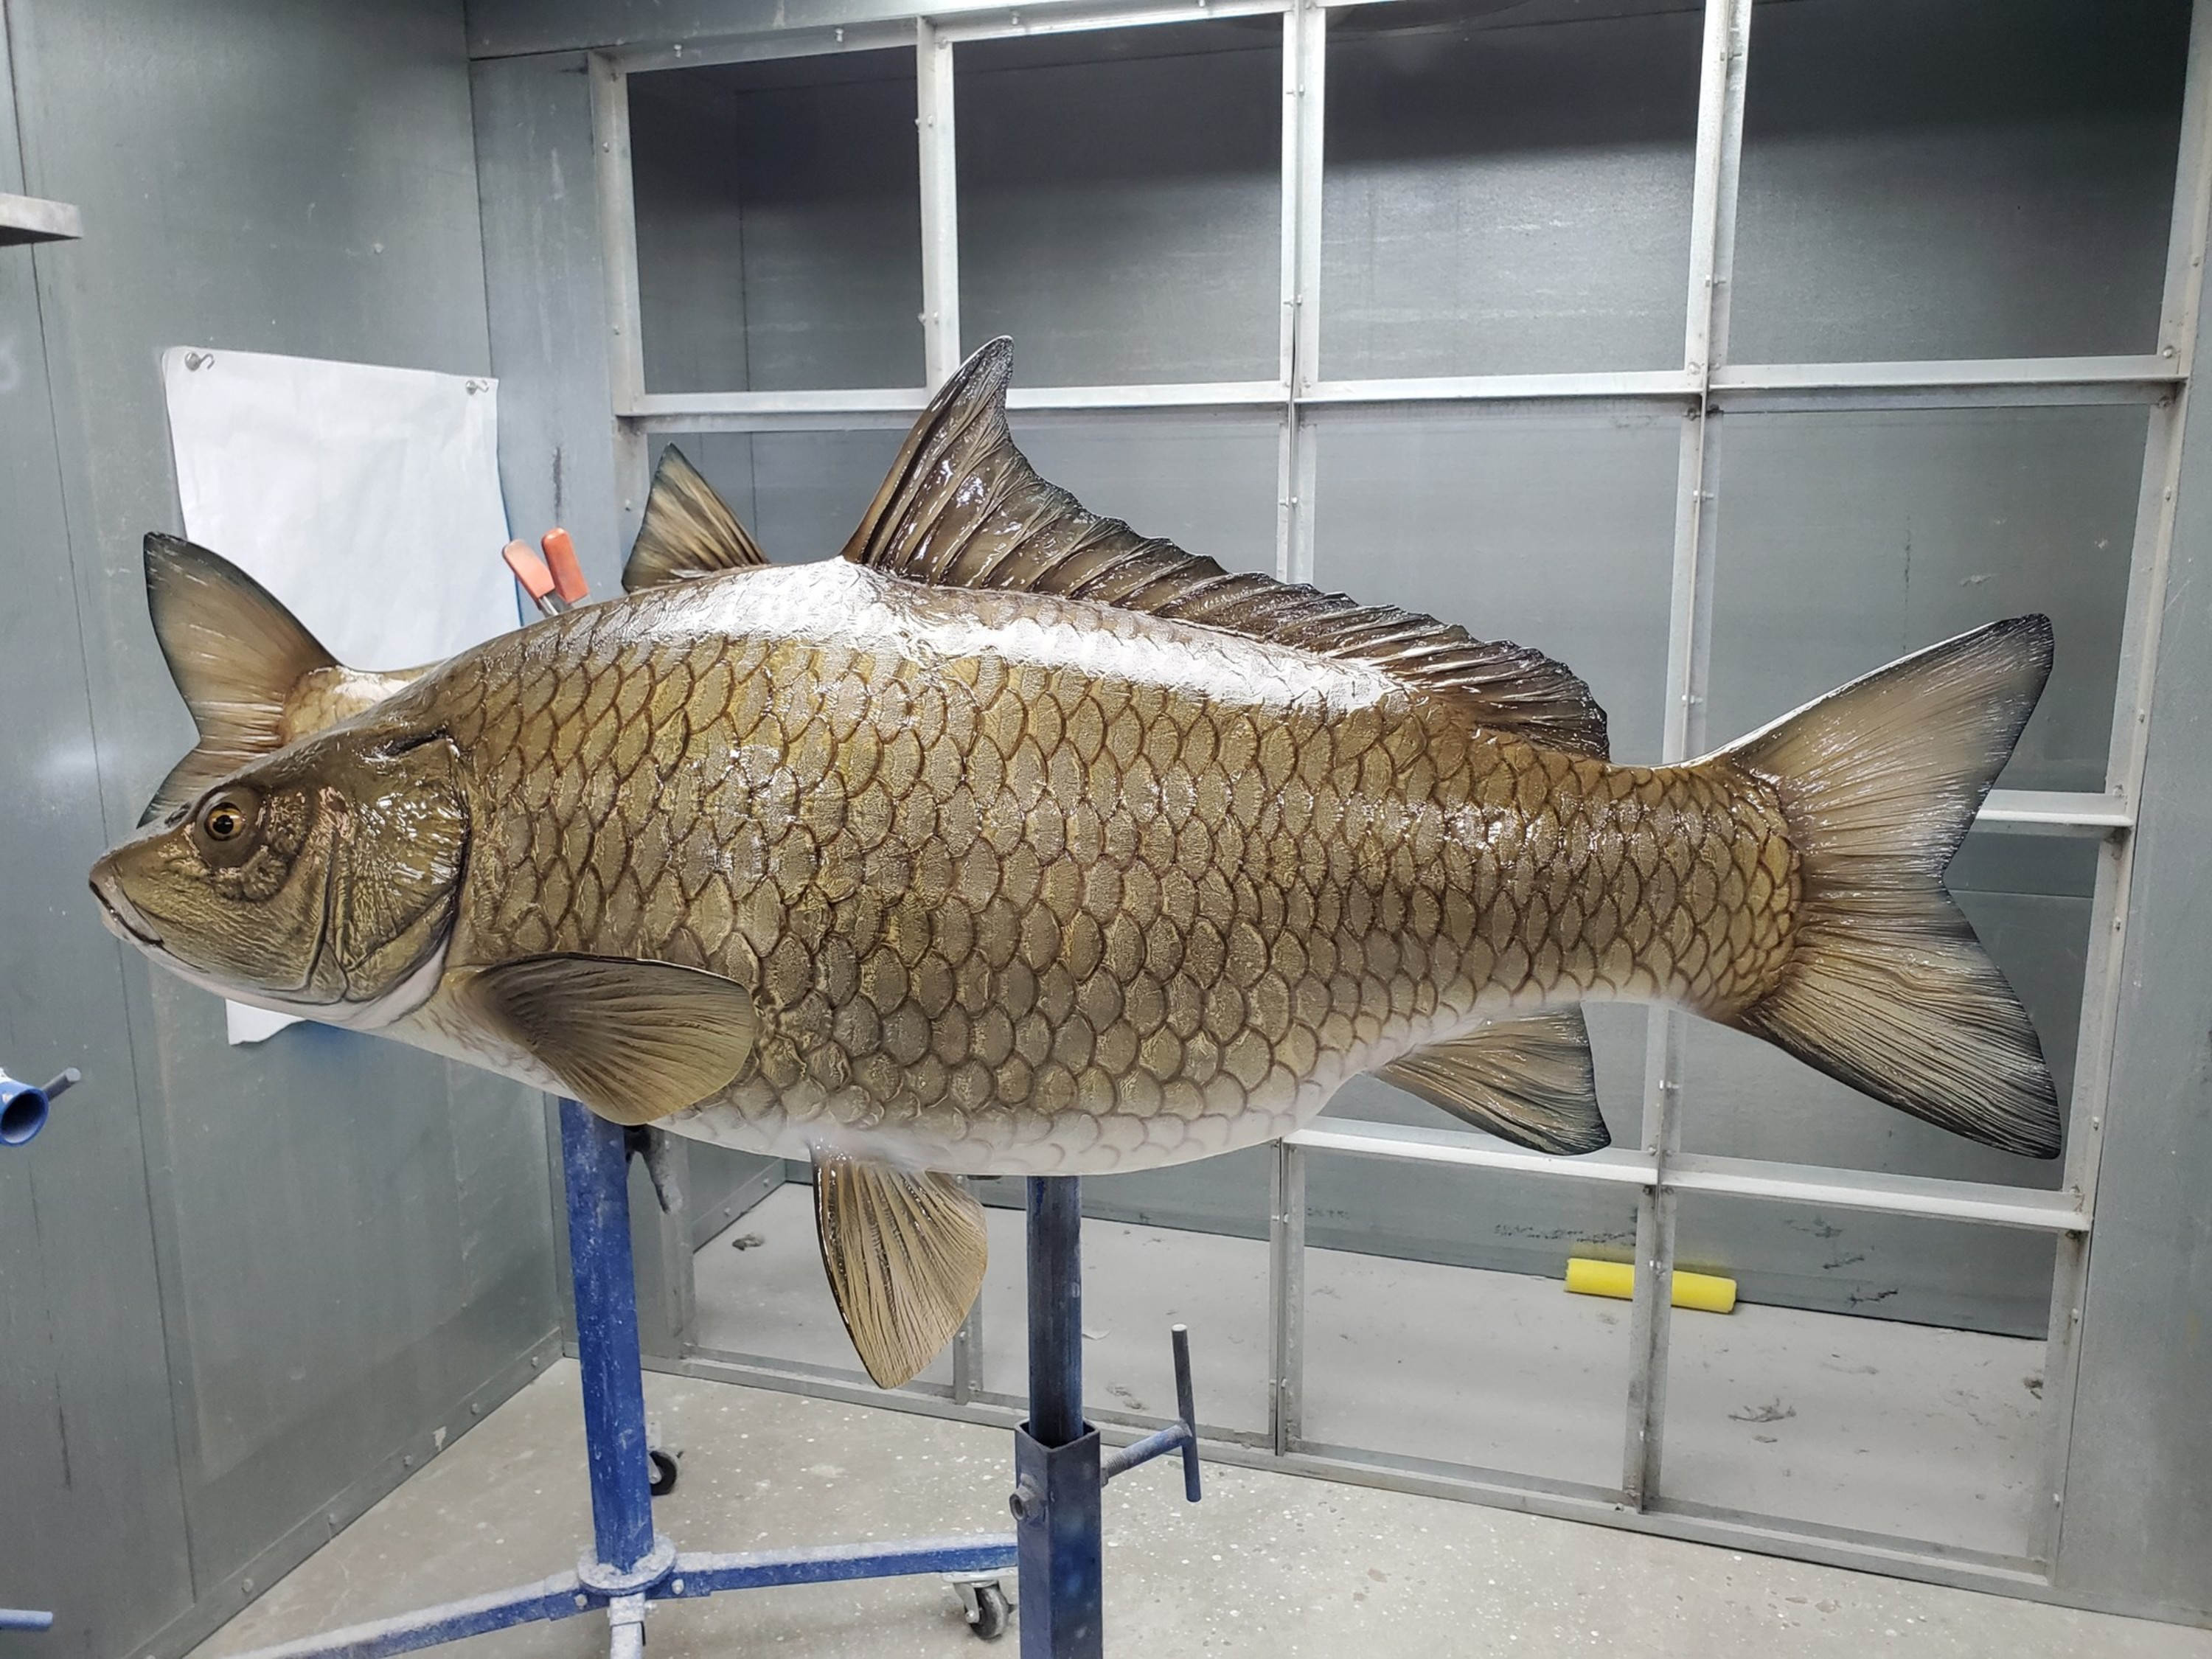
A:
401,561,1800,1176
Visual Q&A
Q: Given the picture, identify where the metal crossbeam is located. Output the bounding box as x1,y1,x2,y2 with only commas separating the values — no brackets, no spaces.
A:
614,355,2185,431
1285,1122,2088,1234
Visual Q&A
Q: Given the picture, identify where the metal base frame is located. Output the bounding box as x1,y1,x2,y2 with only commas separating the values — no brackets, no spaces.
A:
220,1101,1018,1659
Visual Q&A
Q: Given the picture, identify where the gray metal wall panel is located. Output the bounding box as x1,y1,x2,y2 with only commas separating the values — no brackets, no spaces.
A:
473,50,632,594
956,24,1282,386
1013,414,1281,577
1311,407,1680,765
1731,0,2190,364
631,71,754,395
1705,408,2145,796
0,10,197,1644
630,55,926,394
3,3,558,1645
2051,406,2212,1625
681,428,909,559
1321,4,1703,379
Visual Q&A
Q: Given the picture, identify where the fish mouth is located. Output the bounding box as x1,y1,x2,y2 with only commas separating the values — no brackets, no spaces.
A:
88,865,163,950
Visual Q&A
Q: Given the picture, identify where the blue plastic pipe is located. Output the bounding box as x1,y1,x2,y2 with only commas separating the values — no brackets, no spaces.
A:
0,1068,74,1148
558,1099,657,1574
0,1610,54,1631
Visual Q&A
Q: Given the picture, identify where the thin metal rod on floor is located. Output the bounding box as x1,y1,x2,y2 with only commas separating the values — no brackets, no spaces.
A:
560,1098,660,1576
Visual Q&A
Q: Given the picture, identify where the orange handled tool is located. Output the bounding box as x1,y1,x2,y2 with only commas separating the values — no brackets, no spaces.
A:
502,540,566,618
540,528,590,605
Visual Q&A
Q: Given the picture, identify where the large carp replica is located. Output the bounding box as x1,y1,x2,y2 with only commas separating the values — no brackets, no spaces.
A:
91,339,2060,1387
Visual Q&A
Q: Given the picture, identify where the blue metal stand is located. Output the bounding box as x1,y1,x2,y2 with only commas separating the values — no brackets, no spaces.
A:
1012,1178,1203,1659
228,1101,1018,1659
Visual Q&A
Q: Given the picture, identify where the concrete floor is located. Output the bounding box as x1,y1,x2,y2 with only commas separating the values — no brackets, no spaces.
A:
192,1359,2212,1659
692,1185,2046,1555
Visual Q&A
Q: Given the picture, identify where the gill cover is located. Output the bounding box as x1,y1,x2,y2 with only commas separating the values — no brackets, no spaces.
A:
321,731,473,1006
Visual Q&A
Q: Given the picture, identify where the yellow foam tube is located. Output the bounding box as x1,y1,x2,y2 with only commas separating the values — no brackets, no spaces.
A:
1565,1256,1738,1314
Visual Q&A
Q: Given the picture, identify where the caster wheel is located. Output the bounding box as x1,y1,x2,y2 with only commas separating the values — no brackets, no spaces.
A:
967,1582,1012,1642
648,1448,679,1497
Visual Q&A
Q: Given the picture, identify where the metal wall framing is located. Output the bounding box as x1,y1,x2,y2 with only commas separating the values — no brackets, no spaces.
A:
571,0,2212,1609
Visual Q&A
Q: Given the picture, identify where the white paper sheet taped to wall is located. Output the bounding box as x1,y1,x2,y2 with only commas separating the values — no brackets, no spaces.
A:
161,347,519,1043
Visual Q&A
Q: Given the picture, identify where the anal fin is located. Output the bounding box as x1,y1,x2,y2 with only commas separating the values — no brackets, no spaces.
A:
813,1152,988,1388
456,954,758,1126
1377,1009,1610,1155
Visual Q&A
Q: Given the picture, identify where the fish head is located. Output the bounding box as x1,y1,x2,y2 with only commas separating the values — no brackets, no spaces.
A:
90,720,469,1024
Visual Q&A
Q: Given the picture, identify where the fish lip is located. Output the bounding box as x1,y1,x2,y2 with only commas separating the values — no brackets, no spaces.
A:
88,868,163,949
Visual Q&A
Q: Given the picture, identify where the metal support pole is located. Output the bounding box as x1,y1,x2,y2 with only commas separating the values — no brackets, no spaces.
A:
1266,1139,1306,1455
1014,1176,1102,1659
560,1098,660,1578
917,18,962,388
1026,1178,1083,1447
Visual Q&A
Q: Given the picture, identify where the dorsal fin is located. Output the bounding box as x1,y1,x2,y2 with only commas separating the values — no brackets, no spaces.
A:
840,338,1609,759
140,535,429,824
622,445,769,594
142,534,338,822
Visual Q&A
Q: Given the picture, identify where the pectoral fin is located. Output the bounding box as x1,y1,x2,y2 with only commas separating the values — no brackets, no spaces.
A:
813,1151,988,1388
457,954,758,1125
1378,1009,1610,1155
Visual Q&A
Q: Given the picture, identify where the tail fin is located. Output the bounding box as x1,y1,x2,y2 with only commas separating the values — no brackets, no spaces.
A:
1714,616,2061,1158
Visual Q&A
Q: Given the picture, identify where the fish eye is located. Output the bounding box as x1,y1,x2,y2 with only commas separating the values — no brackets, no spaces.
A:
193,787,260,853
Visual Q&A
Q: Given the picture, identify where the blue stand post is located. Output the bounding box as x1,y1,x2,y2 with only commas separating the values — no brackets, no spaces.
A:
560,1100,661,1584
1012,1178,1207,1659
1013,1178,1102,1659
